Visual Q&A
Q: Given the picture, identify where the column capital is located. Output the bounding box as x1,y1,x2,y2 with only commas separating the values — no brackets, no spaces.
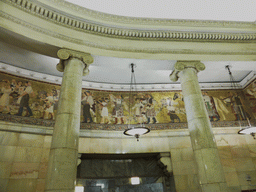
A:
56,48,94,76
170,61,205,82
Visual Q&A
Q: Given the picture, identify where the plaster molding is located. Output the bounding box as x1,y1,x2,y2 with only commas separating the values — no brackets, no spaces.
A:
2,0,256,43
1,11,256,58
170,61,205,82
0,62,250,91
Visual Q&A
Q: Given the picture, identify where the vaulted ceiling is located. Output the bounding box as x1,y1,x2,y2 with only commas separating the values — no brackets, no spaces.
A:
0,0,255,91
66,0,256,22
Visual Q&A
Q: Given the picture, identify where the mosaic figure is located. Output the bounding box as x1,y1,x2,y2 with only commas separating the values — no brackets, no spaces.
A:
52,87,60,119
110,94,125,124
15,81,25,105
81,91,94,123
16,81,34,117
202,92,220,121
245,81,256,114
166,97,180,123
41,92,55,119
99,97,110,124
0,80,12,114
247,81,256,99
145,94,157,124
132,98,144,124
224,92,247,121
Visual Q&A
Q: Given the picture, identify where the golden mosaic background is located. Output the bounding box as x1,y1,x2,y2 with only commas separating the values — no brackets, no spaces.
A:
0,72,252,124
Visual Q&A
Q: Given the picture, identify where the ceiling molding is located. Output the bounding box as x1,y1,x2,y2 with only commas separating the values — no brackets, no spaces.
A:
0,62,253,91
2,10,256,58
2,0,256,43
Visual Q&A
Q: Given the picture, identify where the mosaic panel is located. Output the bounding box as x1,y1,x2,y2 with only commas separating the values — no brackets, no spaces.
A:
0,72,252,127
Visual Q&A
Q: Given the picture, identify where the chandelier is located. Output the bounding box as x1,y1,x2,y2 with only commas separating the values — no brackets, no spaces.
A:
123,63,150,141
225,65,256,139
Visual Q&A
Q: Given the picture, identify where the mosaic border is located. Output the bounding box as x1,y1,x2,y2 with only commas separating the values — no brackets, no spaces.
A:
0,113,248,131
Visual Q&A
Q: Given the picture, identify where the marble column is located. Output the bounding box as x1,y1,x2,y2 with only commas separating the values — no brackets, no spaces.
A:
45,49,93,192
170,61,227,192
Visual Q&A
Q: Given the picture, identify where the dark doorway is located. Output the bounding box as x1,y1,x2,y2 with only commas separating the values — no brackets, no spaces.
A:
77,153,175,192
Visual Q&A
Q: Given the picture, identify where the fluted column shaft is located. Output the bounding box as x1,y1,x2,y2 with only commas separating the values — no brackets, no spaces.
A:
45,49,93,192
170,61,227,192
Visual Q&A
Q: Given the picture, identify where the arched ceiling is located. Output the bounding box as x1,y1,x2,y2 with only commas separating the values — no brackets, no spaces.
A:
0,0,256,91
66,0,256,22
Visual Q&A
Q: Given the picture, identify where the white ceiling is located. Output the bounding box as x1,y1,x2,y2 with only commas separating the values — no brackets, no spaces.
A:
0,1,255,91
66,0,256,22
0,40,256,91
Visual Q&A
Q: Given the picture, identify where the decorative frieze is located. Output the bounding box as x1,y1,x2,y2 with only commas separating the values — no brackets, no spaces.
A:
0,113,247,130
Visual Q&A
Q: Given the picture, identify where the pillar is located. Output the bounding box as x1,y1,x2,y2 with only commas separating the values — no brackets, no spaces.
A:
170,61,227,192
45,49,93,192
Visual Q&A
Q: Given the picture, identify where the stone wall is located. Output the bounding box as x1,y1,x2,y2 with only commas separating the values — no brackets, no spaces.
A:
215,132,256,191
0,121,256,192
0,124,51,192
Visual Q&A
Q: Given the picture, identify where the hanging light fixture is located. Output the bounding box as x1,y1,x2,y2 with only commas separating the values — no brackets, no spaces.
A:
123,63,150,141
225,65,256,139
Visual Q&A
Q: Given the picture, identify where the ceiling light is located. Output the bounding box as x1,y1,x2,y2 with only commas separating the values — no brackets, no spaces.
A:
131,177,140,185
238,127,256,139
124,125,150,141
123,63,150,141
75,186,84,192
225,65,256,139
96,183,105,188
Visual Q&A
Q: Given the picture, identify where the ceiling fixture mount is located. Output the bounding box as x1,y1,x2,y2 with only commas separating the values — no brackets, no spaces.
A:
225,65,256,139
123,63,150,141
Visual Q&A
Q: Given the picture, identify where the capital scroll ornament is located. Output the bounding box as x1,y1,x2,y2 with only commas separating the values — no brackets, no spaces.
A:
56,48,94,76
170,61,205,82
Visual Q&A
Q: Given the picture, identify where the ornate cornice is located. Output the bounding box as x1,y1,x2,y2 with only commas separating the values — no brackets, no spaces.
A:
2,10,255,57
170,61,205,82
2,0,256,42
